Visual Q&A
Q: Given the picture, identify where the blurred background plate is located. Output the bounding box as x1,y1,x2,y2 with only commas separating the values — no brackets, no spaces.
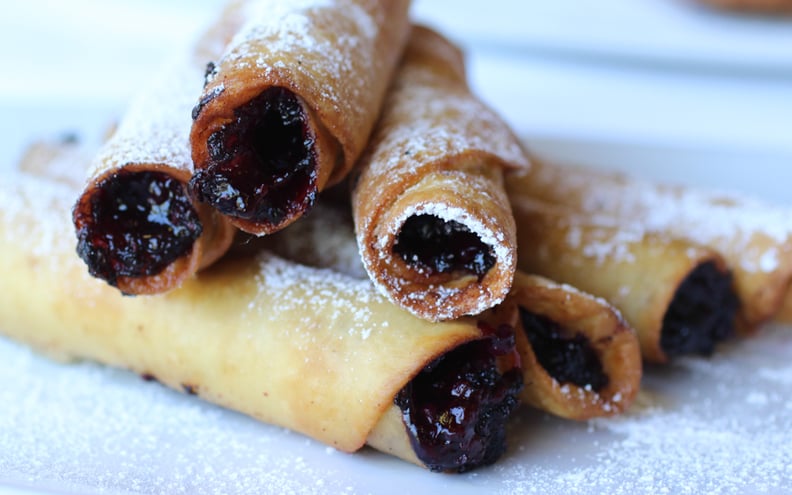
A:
414,0,792,73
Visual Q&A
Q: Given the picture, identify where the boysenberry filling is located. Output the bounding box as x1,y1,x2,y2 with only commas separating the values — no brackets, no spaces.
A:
519,308,609,391
660,261,737,358
393,214,495,278
395,323,522,473
189,87,317,228
74,170,202,288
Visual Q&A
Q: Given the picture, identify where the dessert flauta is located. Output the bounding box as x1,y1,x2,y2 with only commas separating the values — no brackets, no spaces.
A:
507,159,791,335
352,26,529,321
189,0,411,235
71,0,247,294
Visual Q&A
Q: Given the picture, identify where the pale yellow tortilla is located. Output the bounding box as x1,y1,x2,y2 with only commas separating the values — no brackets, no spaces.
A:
507,158,792,334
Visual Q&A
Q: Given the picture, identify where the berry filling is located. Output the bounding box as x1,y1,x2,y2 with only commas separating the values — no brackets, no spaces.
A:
519,308,609,391
74,170,202,288
393,214,495,278
395,323,522,473
660,261,737,358
189,87,317,228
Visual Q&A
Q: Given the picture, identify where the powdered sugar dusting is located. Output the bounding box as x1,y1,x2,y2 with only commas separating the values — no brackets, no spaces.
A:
361,85,529,192
758,247,780,272
0,171,80,262
225,0,375,106
394,202,513,275
265,202,367,279
88,61,199,180
528,209,652,268
249,251,389,340
574,227,643,265
0,338,358,495
758,365,792,385
352,30,529,236
486,324,792,495
4,322,789,494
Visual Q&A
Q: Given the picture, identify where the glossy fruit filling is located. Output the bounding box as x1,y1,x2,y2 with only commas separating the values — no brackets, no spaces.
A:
74,170,202,288
395,323,523,473
393,214,495,278
660,261,738,357
189,87,316,228
519,308,609,391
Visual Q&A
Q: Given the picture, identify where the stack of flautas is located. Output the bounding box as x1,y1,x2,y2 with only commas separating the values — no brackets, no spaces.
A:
7,150,525,473
3,141,643,473
28,0,792,476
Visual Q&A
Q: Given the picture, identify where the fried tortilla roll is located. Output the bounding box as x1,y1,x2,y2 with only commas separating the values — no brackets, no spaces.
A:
482,273,641,420
2,171,524,473
509,198,739,364
351,26,529,322
71,1,247,295
508,160,792,333
189,0,411,235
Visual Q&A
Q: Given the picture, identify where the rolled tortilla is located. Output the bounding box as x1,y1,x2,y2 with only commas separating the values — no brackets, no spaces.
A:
509,197,738,364
3,169,523,473
507,159,792,334
71,1,245,295
483,273,642,420
189,0,411,235
351,26,530,322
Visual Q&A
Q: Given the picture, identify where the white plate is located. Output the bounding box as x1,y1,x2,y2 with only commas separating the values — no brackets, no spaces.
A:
1,324,790,495
2,1,792,493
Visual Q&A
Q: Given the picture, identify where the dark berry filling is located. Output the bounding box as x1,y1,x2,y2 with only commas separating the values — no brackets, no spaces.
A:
519,307,609,391
189,87,317,228
74,170,202,288
660,261,737,358
395,323,522,473
393,214,495,278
